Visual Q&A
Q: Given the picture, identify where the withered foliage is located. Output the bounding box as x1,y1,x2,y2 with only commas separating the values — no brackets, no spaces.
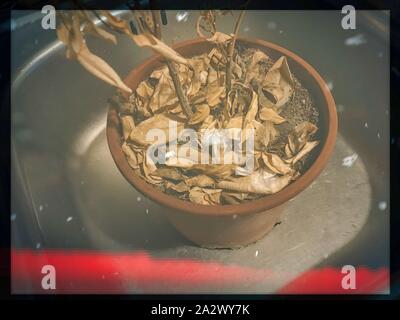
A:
119,46,319,205
57,11,320,205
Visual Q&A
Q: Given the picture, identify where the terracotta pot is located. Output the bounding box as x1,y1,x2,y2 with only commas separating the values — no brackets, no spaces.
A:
107,38,337,248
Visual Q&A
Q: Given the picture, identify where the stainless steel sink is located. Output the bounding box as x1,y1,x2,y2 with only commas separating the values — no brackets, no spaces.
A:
11,10,390,293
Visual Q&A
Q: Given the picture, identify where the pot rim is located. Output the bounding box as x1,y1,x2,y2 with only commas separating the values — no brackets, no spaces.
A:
106,37,338,216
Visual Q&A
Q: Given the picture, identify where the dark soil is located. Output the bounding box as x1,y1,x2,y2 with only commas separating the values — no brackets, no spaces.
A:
238,47,320,171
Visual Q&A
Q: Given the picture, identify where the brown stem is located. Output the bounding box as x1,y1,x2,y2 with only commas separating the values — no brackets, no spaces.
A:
58,12,72,32
166,60,193,117
151,10,162,39
149,10,192,118
132,11,145,33
131,11,192,119
209,10,217,34
225,10,245,94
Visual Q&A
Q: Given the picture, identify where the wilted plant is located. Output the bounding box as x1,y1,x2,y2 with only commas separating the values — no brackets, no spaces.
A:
57,10,320,205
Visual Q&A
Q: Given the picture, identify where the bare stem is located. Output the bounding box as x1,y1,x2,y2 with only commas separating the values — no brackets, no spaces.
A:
151,10,162,39
166,60,193,117
150,10,193,118
225,10,245,94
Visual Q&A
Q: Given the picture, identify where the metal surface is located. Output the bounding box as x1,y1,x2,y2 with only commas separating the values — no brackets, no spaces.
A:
11,10,390,293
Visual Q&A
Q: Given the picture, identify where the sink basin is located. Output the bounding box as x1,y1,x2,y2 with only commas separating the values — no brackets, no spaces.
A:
11,10,390,294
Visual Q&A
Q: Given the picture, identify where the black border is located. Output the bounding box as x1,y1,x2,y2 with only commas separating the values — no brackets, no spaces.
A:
1,0,399,309
0,4,10,301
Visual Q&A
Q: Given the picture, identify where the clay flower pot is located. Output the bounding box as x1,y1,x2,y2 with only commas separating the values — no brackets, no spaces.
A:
107,38,337,248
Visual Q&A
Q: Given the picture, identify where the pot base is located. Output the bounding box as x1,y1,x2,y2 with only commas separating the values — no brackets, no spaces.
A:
164,204,286,249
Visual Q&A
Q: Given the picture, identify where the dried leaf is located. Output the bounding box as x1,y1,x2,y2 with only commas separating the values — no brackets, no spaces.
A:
191,164,238,179
122,142,141,169
253,120,277,150
148,72,178,113
58,14,132,94
150,65,169,79
285,143,293,158
199,70,208,84
294,121,318,142
129,114,185,146
129,33,189,66
164,143,204,168
165,156,197,168
188,104,210,125
257,87,276,109
244,90,259,123
82,14,117,44
206,67,226,107
286,141,319,164
259,107,286,124
136,81,154,100
242,90,259,141
196,11,217,38
186,175,215,188
76,46,132,93
287,121,318,154
57,20,71,46
217,168,293,194
209,49,227,68
121,115,136,140
245,50,269,84
221,192,248,204
142,152,163,185
101,10,184,71
100,10,131,32
166,143,238,177
207,85,225,107
232,61,243,79
189,187,222,205
187,55,210,96
262,152,293,175
225,116,243,129
165,181,190,193
153,167,186,181
199,115,217,131
262,56,293,107
206,31,232,44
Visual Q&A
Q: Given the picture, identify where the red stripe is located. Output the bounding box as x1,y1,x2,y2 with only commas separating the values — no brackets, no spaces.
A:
11,249,271,293
11,249,389,294
278,267,389,294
